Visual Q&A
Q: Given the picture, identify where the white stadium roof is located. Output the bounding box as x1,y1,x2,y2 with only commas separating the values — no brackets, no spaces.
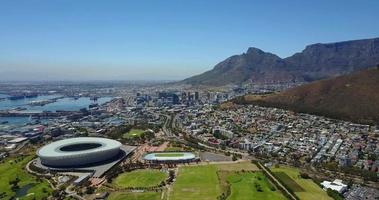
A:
37,137,122,167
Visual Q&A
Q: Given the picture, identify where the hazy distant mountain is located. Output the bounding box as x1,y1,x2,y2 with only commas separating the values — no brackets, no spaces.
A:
182,38,379,86
232,67,379,124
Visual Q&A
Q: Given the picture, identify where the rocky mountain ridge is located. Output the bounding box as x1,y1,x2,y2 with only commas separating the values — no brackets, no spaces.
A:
182,37,379,86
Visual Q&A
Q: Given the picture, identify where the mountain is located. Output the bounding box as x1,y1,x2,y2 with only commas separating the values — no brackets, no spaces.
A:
182,38,379,86
231,67,379,125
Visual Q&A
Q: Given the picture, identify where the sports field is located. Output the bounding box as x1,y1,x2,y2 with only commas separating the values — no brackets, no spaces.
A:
0,155,52,200
123,129,145,139
170,165,221,200
155,153,184,157
271,166,332,200
108,191,162,200
170,162,279,200
113,169,167,188
227,172,286,200
215,161,260,171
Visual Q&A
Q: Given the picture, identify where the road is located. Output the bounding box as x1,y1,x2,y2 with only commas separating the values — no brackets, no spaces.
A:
160,114,177,138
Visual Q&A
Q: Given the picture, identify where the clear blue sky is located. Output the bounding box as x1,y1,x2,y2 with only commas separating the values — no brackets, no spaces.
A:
0,0,378,81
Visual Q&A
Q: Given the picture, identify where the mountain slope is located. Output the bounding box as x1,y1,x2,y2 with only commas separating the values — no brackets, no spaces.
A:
182,37,379,86
233,67,379,124
184,48,298,85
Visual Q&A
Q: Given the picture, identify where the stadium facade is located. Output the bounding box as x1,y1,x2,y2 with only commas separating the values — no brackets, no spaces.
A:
37,137,122,167
143,152,198,163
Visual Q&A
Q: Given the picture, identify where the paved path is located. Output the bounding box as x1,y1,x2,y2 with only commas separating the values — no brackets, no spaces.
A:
65,185,86,200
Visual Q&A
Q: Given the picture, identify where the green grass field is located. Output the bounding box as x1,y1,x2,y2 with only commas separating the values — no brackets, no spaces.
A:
0,155,52,200
164,146,183,151
271,166,332,200
273,172,305,192
227,172,286,200
154,153,184,157
108,191,162,200
123,129,145,139
113,169,167,188
215,161,259,171
170,165,221,200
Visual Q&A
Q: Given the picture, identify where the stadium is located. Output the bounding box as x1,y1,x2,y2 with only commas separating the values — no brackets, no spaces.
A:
143,152,198,163
37,137,123,167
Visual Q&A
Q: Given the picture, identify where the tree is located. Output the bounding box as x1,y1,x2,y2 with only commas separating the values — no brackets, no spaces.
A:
326,189,343,200
300,172,310,179
232,154,238,161
86,186,95,194
52,190,60,197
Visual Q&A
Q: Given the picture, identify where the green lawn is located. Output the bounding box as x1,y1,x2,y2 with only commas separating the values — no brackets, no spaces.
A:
123,129,145,139
113,169,167,188
170,165,221,200
273,172,305,192
271,166,332,200
108,191,162,200
154,153,184,157
164,146,183,151
215,161,259,171
0,155,52,200
227,172,286,200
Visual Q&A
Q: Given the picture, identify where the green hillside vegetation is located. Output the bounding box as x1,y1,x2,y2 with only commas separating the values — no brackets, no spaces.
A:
233,68,379,124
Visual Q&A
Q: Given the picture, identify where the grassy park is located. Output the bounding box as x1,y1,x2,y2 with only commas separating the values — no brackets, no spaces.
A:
108,191,162,200
271,166,332,200
227,172,286,200
0,155,52,200
107,161,327,200
170,165,221,200
170,162,277,200
215,161,260,171
164,146,183,151
113,169,168,188
123,128,145,139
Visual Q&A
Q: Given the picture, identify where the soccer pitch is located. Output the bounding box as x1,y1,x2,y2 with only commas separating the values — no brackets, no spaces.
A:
113,169,167,188
154,153,185,157
170,165,221,200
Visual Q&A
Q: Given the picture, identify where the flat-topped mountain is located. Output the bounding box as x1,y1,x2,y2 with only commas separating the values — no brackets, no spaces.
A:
232,67,379,124
182,38,379,86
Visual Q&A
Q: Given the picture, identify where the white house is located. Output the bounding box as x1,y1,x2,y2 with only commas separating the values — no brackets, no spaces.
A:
321,179,347,193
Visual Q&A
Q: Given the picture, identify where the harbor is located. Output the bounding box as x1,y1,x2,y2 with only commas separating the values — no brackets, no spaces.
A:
0,94,112,125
